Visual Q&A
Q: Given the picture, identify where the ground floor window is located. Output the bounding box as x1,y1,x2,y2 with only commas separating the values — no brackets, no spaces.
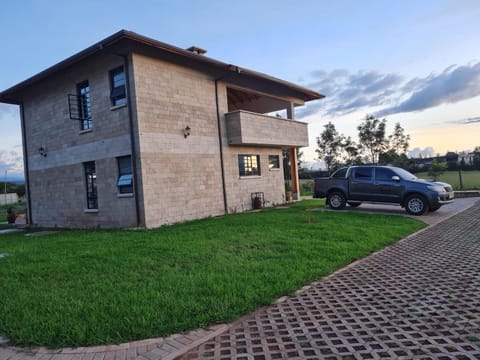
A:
238,154,261,176
117,155,133,194
268,155,280,169
84,161,97,209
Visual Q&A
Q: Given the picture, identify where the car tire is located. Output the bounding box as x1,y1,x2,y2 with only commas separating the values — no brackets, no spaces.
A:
405,194,428,215
328,191,346,210
347,202,361,207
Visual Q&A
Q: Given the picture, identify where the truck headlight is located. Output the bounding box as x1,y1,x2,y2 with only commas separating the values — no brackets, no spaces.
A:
427,185,446,193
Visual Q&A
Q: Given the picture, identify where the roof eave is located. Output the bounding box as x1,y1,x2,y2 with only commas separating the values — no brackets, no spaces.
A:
0,30,324,103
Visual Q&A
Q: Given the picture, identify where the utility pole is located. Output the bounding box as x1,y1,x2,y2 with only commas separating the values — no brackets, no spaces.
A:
4,170,6,196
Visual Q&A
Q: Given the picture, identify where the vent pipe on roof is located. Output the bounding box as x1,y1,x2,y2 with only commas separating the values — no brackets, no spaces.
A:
186,46,207,55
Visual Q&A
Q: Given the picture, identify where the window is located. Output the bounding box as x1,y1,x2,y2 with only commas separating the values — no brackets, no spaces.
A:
268,155,280,170
353,167,372,180
110,67,126,107
117,155,133,194
375,168,396,181
84,161,97,209
238,154,261,176
77,81,92,130
331,167,348,179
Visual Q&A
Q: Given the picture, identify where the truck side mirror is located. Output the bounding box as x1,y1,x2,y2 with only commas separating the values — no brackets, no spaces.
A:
392,175,400,182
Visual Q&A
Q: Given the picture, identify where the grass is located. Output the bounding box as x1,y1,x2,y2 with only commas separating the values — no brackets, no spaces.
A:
0,200,424,348
0,201,26,222
416,170,480,190
300,179,314,196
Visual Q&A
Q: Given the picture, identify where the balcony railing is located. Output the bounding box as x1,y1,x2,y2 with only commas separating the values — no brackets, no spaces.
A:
225,110,309,147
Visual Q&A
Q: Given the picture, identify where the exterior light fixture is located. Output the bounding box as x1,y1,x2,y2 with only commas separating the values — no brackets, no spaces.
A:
38,146,47,157
183,126,191,138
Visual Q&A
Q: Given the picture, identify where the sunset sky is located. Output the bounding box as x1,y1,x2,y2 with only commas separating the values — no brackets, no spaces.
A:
1,0,479,179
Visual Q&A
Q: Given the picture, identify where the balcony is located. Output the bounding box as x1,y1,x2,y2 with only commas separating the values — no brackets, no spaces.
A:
225,110,309,148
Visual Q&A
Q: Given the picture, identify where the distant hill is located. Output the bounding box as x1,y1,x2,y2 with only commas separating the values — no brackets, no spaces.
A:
3,177,24,185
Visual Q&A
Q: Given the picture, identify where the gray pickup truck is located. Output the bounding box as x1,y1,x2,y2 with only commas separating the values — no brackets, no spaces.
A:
314,165,454,215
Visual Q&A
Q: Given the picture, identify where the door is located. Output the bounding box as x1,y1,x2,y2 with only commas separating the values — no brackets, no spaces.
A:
372,167,403,203
349,167,376,201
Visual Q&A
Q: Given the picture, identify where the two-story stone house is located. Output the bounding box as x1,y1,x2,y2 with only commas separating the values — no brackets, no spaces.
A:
0,30,323,228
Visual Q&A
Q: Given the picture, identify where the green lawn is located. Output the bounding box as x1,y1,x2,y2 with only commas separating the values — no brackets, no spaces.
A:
416,170,480,190
0,201,26,222
0,200,424,348
300,179,314,196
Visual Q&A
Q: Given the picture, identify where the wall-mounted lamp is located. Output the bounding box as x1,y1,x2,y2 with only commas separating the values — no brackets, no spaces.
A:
183,125,191,139
38,146,47,157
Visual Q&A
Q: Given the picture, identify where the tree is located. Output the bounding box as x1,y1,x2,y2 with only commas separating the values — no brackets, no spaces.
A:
427,159,447,181
474,147,480,170
316,122,344,174
357,115,388,165
389,122,410,155
342,136,362,165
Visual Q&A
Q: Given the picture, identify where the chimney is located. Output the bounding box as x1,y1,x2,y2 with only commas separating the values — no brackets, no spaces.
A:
186,46,207,55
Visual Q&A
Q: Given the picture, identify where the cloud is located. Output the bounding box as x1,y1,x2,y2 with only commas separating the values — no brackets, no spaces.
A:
408,147,436,158
0,103,19,122
299,61,480,119
378,62,480,116
461,116,480,124
0,149,24,179
299,70,404,118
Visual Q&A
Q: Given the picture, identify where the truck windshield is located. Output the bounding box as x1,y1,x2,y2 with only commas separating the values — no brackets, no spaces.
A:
394,168,418,180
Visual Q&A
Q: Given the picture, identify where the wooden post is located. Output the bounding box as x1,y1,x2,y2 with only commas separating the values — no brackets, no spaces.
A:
289,148,300,200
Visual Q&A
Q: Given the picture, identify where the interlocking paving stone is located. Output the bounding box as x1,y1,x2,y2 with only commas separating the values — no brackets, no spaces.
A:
180,200,480,359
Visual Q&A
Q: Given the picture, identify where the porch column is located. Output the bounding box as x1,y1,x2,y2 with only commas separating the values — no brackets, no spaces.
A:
289,148,300,200
286,102,295,120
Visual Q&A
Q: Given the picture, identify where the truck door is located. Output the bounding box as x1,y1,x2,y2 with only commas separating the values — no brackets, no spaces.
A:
349,167,376,201
372,168,403,203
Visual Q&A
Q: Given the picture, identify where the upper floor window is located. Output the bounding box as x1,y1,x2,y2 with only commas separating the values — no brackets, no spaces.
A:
84,161,97,209
77,81,92,130
268,155,280,170
238,154,261,177
110,67,126,107
117,155,133,194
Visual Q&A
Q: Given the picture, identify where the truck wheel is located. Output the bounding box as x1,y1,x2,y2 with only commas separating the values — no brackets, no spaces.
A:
328,191,346,210
405,194,428,215
347,202,361,207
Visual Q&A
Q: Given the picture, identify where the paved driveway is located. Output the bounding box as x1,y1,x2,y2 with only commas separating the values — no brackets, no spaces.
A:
180,199,480,359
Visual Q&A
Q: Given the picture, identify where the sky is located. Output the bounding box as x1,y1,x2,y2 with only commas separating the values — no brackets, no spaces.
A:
1,0,479,178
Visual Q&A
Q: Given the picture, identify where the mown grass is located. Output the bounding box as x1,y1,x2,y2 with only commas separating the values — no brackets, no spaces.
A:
300,179,314,196
416,170,480,190
0,200,424,348
0,201,26,222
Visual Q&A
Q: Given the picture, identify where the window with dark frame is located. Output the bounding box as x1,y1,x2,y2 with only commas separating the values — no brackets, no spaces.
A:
238,154,261,176
110,67,127,107
77,81,92,130
117,155,133,194
268,155,280,169
84,161,98,209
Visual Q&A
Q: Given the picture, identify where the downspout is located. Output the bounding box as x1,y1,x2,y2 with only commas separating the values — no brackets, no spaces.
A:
121,54,141,227
19,103,32,224
214,80,228,215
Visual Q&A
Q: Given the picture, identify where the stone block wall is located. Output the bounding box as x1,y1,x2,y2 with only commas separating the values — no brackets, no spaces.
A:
131,54,225,227
225,110,309,147
22,53,137,228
